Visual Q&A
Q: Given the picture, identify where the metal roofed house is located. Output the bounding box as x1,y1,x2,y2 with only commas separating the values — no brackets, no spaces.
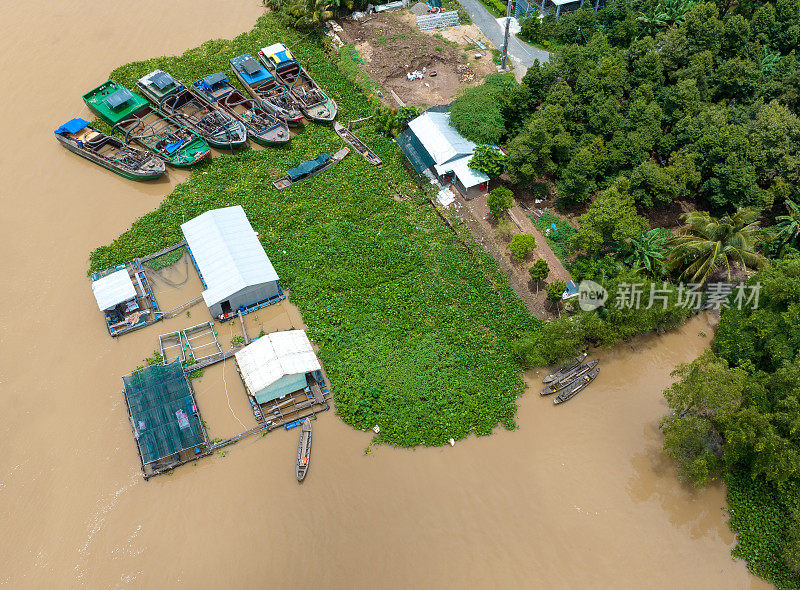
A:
235,330,322,405
91,265,162,336
396,109,494,199
92,268,137,312
181,205,283,321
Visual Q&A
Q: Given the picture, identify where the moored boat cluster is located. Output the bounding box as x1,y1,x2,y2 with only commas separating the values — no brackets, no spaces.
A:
54,43,337,180
541,353,601,404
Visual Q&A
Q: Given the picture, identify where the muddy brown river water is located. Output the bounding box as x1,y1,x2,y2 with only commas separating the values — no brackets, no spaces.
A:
0,2,773,588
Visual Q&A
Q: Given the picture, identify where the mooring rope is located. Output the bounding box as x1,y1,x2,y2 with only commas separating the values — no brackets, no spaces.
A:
224,322,246,430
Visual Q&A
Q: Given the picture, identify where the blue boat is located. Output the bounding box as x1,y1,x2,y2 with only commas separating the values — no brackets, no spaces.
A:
272,148,349,190
229,53,303,125
192,72,290,145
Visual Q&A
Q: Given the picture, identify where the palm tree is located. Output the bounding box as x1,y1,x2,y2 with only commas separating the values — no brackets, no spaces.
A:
636,9,668,37
625,228,669,277
285,0,332,30
662,0,696,24
667,209,767,284
774,201,800,246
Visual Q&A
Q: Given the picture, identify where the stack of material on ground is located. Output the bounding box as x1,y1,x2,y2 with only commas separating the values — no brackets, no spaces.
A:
410,2,430,14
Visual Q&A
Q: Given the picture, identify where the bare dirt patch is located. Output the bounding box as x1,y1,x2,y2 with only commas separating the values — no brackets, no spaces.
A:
337,12,496,106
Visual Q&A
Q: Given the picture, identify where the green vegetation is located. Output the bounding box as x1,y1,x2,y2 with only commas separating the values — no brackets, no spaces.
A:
337,44,381,97
144,247,185,271
529,259,549,291
487,186,515,218
469,145,507,177
449,73,517,145
509,234,536,261
529,211,575,266
91,13,539,448
659,259,800,588
667,208,767,283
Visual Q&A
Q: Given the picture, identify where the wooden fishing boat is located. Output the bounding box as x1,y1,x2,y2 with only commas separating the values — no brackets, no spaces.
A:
54,118,165,180
333,122,381,167
259,43,337,123
192,72,290,145
540,359,599,395
229,53,303,125
296,419,312,482
542,352,588,383
83,81,210,167
273,147,349,190
136,70,247,149
554,367,600,405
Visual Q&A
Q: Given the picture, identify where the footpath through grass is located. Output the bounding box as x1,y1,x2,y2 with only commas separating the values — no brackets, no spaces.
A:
89,13,539,447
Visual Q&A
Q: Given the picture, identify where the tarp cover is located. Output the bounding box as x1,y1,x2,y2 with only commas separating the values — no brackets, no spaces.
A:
287,153,330,181
54,118,89,135
150,70,176,90
92,269,136,311
106,88,133,109
235,330,321,404
123,360,205,465
261,43,294,64
203,72,228,87
181,205,280,309
242,57,262,76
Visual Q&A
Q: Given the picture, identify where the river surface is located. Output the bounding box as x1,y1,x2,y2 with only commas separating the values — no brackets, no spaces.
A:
0,2,772,588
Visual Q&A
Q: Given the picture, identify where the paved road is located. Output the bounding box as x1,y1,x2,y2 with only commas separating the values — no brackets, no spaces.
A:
457,0,551,75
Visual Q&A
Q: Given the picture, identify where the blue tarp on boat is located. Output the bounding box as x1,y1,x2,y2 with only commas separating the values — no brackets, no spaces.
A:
164,139,185,154
151,71,176,90
274,50,294,65
287,153,331,181
54,118,90,135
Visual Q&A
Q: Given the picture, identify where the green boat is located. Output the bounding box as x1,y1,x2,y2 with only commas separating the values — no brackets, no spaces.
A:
82,80,210,168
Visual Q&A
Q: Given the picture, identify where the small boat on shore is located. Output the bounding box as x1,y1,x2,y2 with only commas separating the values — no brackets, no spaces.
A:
296,419,312,482
334,122,381,167
83,81,210,167
542,352,588,383
554,367,600,405
230,53,303,125
273,147,349,190
136,70,247,149
259,43,337,123
192,72,290,145
54,118,165,180
541,359,599,395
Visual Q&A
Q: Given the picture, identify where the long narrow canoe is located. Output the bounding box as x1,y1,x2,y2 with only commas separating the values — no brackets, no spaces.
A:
136,70,246,149
54,118,165,180
229,53,303,125
83,81,210,167
542,352,588,383
192,72,290,145
259,43,337,123
296,419,312,482
273,148,349,190
333,122,381,167
541,359,599,395
554,367,600,405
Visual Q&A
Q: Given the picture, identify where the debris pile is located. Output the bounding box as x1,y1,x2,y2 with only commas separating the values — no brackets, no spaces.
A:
457,64,475,83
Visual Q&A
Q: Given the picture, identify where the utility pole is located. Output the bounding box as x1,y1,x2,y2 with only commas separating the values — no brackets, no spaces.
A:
501,0,512,69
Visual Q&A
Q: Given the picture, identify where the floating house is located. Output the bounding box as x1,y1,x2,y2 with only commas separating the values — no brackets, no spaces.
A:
235,330,322,405
91,265,161,336
396,107,495,199
181,205,283,321
122,360,209,479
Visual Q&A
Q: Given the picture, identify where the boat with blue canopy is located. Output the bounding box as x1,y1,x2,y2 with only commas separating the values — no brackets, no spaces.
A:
82,80,210,167
192,72,289,145
259,43,337,123
229,53,303,125
273,147,349,190
54,118,165,180
136,70,247,149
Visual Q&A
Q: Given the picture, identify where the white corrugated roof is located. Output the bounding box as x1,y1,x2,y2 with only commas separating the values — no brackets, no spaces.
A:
235,330,321,395
92,269,136,311
449,155,491,188
407,111,478,166
261,42,289,56
181,206,279,308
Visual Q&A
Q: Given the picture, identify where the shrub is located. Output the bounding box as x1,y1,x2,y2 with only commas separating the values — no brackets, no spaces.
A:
470,145,507,177
449,74,516,144
529,259,550,290
487,186,515,218
510,234,537,261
